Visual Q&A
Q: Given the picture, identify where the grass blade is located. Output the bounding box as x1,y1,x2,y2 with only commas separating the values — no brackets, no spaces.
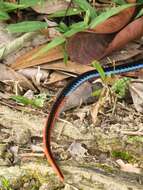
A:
90,3,135,29
0,2,25,12
65,22,88,37
0,11,10,20
92,61,106,80
135,8,143,18
19,0,44,7
0,0,43,12
7,21,48,33
73,0,97,18
48,7,84,18
112,0,126,5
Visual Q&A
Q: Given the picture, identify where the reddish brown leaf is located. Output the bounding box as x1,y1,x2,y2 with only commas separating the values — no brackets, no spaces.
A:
105,16,143,56
66,32,114,64
66,0,138,65
87,0,136,34
88,7,135,34
10,45,63,70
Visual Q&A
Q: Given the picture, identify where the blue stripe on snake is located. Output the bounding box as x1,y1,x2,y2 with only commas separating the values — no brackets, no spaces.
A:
64,61,143,96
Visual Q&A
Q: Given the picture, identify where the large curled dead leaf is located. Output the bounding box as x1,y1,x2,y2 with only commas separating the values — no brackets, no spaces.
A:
66,0,141,65
105,16,143,56
66,32,114,64
88,0,136,34
67,15,143,65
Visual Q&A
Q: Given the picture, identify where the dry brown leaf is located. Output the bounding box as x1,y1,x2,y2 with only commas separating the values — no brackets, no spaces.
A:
0,64,35,91
40,60,95,74
10,45,63,70
90,87,107,124
44,72,69,84
66,32,114,64
66,0,142,65
101,42,143,65
129,80,143,113
116,159,141,174
18,68,49,81
32,0,69,14
88,0,136,34
105,16,143,56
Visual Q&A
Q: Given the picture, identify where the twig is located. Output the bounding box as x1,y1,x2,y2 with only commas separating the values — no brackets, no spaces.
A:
121,131,143,136
19,153,44,158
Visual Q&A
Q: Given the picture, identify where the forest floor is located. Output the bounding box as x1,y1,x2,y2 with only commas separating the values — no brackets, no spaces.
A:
0,0,143,190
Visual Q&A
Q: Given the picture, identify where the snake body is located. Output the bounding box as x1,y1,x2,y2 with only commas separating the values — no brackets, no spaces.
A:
43,61,143,182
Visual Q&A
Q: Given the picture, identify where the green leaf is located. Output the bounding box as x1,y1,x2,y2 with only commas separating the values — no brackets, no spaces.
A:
137,0,143,3
19,0,44,7
49,7,83,18
11,94,46,108
65,22,88,37
0,11,10,20
92,89,102,97
1,178,13,190
84,9,90,25
11,95,32,106
112,0,126,5
112,151,133,161
90,3,135,29
111,77,131,98
73,0,97,18
0,2,25,12
63,45,68,65
33,93,46,108
0,0,44,12
6,21,48,33
57,22,69,33
135,8,143,18
92,61,106,81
